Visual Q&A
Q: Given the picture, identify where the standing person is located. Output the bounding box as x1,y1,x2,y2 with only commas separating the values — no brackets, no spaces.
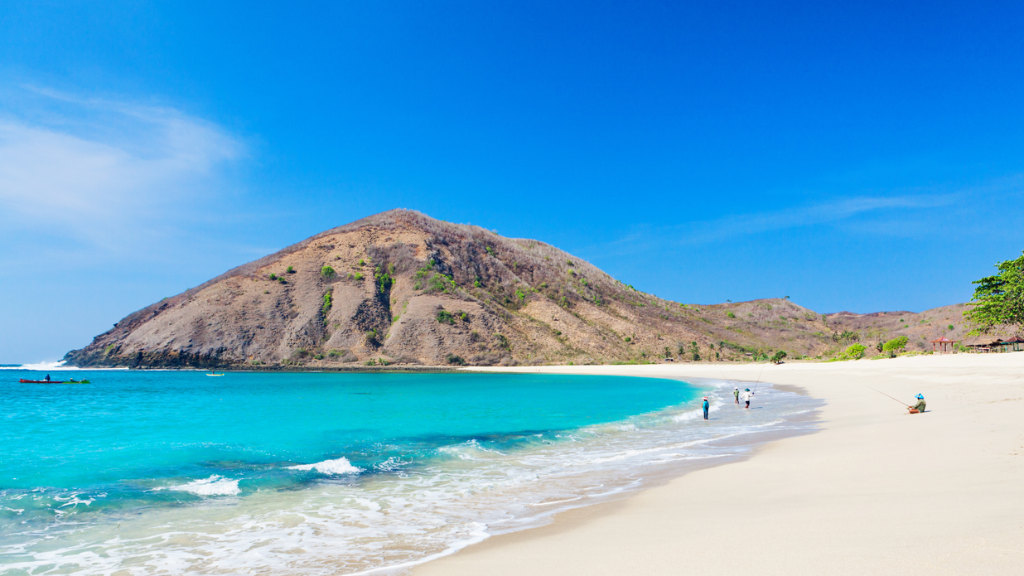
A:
733,387,740,404
45,374,51,382
908,394,926,414
741,388,753,409
702,396,710,420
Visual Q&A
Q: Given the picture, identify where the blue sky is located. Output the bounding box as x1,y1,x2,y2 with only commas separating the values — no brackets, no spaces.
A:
2,1,1023,362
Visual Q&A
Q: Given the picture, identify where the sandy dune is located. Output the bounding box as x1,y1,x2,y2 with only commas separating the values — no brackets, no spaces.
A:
414,353,1024,575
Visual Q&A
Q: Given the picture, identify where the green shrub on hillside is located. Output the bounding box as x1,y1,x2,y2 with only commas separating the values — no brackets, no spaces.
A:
321,266,336,279
726,311,736,318
446,353,466,365
269,273,277,280
286,266,295,274
436,309,455,324
322,290,333,320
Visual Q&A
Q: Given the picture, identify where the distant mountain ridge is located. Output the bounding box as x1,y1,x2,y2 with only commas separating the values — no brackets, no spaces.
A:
63,210,981,368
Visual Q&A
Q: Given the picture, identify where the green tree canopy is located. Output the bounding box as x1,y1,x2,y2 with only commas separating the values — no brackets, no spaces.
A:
882,335,909,357
965,251,1024,336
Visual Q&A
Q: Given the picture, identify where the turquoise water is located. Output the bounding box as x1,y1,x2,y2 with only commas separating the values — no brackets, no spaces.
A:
0,369,817,575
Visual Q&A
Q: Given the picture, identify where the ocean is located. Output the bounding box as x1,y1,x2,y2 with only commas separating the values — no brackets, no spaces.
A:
0,367,819,575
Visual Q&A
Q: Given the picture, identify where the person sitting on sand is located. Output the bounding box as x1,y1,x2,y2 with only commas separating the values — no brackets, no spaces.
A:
741,388,753,409
733,387,740,404
908,394,926,414
702,396,710,420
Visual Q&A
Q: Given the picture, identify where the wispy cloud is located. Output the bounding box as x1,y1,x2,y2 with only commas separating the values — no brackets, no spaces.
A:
600,178,1024,255
0,87,243,254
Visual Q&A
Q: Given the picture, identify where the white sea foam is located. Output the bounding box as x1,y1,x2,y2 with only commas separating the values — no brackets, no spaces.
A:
167,475,241,496
287,457,362,475
0,360,127,371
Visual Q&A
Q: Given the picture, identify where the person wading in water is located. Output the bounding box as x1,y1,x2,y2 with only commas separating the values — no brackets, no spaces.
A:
733,387,740,404
702,396,710,420
741,388,753,409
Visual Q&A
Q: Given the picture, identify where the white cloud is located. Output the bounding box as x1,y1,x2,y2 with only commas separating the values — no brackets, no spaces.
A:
0,89,243,252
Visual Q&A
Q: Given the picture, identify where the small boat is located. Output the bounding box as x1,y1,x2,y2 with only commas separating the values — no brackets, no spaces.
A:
206,373,226,377
20,379,64,384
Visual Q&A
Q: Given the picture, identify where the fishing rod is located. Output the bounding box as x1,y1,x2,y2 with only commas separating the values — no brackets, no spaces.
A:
862,384,910,406
751,360,767,395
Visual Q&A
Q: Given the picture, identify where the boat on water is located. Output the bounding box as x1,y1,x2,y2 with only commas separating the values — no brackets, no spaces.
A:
19,379,91,384
206,373,226,377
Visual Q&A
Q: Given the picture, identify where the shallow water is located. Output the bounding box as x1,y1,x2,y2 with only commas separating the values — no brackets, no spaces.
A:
0,369,819,575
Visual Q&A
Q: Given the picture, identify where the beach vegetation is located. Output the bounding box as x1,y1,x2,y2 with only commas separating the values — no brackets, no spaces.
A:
690,341,700,361
726,311,736,318
446,353,466,365
965,251,1024,336
313,353,324,360
771,350,787,364
882,335,909,357
365,329,379,346
321,266,336,279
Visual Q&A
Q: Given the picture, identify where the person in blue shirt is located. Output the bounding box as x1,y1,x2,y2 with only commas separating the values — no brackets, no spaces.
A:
702,396,710,420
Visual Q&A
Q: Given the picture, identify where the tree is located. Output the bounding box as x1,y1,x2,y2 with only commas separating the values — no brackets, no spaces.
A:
882,336,909,357
965,251,1024,336
844,343,866,360
876,341,884,354
771,350,787,364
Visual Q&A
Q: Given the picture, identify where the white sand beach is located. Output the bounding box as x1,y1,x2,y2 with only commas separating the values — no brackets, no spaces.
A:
415,353,1024,575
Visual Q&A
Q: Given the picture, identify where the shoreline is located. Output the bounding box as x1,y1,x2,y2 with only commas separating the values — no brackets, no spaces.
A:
413,353,1024,575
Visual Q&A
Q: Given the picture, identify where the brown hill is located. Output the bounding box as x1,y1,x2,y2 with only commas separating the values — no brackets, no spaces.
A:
62,210,979,368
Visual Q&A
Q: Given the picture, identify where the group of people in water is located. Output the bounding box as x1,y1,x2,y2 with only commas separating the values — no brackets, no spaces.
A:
701,386,925,421
701,386,756,420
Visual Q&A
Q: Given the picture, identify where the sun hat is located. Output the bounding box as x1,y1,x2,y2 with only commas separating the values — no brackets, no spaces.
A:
744,388,750,391
916,394,924,399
